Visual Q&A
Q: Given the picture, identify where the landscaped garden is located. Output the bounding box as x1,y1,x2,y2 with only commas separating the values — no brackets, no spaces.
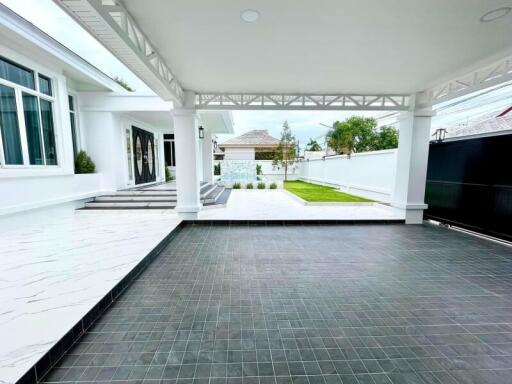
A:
284,180,372,202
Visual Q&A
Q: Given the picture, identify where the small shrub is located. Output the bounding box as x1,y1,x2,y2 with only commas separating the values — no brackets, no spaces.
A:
75,150,95,174
165,163,175,181
246,182,254,189
256,164,262,175
232,182,241,189
269,182,277,189
257,182,266,189
214,163,221,176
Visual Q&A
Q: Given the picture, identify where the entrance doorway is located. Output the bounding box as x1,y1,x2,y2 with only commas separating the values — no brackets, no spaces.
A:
132,126,156,185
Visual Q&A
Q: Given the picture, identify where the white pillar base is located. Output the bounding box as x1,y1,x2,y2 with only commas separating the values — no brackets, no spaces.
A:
176,207,200,220
391,202,428,224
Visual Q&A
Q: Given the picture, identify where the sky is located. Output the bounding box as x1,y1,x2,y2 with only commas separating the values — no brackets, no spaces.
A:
2,0,510,147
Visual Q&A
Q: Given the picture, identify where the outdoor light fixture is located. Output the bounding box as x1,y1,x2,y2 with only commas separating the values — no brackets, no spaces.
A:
432,128,447,142
241,9,260,23
480,7,511,22
198,126,205,139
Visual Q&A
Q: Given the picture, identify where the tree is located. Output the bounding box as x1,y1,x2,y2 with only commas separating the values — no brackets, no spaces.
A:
306,138,322,151
326,116,399,155
272,121,297,181
375,126,399,150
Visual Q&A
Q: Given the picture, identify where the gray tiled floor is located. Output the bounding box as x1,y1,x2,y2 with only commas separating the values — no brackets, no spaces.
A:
43,224,512,384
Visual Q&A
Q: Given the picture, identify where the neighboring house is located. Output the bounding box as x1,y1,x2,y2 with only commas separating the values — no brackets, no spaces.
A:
442,106,512,139
0,5,233,215
218,129,279,160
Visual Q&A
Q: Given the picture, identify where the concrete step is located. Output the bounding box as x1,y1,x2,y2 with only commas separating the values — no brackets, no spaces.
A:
202,185,225,204
113,190,177,196
84,201,176,209
200,182,216,196
95,195,176,202
81,182,226,210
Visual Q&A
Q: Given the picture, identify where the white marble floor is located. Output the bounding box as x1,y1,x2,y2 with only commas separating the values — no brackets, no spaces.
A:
0,191,404,383
0,204,181,384
200,190,405,221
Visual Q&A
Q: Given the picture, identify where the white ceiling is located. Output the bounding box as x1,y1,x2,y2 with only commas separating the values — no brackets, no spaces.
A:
123,0,512,95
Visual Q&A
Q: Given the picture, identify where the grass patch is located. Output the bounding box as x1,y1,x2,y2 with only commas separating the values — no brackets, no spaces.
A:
284,180,372,202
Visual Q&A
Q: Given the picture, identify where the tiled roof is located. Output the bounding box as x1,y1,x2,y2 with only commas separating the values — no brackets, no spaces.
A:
444,110,512,139
219,130,280,147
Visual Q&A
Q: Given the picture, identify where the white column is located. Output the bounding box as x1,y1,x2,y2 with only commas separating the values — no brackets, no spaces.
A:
172,92,201,219
391,100,433,224
202,130,214,184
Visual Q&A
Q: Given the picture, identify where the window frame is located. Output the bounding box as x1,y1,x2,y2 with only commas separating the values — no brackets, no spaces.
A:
0,61,57,169
67,92,81,159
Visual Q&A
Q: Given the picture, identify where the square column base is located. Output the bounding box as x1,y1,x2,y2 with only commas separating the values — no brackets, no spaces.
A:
175,205,201,220
391,203,428,224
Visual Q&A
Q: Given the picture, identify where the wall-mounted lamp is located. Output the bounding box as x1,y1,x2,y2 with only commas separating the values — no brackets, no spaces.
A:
198,126,205,139
432,128,447,142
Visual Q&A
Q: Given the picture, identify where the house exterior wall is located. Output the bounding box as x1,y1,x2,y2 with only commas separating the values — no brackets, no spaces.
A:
0,43,107,215
223,147,255,160
0,41,167,215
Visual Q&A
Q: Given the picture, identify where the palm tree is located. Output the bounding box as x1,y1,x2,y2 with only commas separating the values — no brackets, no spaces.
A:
306,138,322,151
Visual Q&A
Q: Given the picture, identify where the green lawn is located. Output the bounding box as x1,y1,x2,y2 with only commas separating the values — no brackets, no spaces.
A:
284,180,372,202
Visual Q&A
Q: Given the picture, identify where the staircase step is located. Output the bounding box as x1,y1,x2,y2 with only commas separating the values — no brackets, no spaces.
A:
114,191,176,196
95,196,177,202
84,201,176,209
202,185,225,204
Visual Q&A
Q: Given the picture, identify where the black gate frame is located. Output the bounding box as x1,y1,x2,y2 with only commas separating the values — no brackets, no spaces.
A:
424,132,512,242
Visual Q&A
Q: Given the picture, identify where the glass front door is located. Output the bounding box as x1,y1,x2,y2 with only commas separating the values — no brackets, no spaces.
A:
132,126,156,185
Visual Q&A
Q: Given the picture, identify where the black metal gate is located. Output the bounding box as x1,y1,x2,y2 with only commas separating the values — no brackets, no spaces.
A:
424,132,512,242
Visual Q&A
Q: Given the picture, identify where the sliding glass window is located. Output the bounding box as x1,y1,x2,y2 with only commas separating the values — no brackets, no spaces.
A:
40,99,57,165
0,56,58,167
68,95,79,159
0,84,23,164
22,93,44,165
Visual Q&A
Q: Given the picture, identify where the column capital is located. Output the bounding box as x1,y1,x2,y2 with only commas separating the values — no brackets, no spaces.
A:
171,108,197,117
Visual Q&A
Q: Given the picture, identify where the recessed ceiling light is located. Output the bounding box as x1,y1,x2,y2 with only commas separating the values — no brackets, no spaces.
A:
480,7,511,22
241,9,260,23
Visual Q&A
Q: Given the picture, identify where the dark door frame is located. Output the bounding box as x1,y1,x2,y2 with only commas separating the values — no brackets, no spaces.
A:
132,126,156,185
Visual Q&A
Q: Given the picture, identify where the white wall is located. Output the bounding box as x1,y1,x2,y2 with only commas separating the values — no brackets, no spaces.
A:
0,173,108,215
299,149,397,202
256,160,299,180
224,147,255,160
215,159,299,181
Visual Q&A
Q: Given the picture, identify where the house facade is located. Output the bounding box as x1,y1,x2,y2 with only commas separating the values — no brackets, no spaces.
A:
0,5,233,215
218,129,279,160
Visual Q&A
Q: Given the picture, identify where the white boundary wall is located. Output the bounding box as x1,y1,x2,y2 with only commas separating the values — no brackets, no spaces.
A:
299,149,397,202
215,160,299,181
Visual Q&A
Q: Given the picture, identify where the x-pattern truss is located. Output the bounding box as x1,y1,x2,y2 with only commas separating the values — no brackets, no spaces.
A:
425,56,512,105
56,0,184,104
195,93,411,111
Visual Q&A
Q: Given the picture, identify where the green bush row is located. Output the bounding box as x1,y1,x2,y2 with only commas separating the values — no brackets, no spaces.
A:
232,182,278,189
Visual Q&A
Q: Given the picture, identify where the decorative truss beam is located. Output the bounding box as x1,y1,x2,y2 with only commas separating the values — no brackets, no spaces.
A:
54,0,184,105
424,56,512,106
195,93,411,111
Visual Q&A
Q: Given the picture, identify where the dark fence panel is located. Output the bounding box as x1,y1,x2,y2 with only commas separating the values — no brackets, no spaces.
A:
425,133,512,242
